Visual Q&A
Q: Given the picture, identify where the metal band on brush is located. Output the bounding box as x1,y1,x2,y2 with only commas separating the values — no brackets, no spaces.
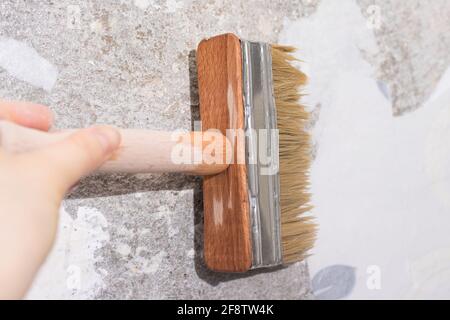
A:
241,40,282,268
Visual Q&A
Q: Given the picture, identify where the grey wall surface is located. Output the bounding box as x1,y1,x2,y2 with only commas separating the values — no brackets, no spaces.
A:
0,0,448,299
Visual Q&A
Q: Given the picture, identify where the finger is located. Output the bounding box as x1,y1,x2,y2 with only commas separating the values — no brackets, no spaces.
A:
22,126,121,196
0,100,54,131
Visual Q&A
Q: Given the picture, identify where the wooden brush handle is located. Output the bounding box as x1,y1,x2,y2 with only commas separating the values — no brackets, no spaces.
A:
0,121,230,175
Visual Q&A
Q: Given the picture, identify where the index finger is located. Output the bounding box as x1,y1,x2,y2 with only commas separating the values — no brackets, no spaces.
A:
0,100,54,131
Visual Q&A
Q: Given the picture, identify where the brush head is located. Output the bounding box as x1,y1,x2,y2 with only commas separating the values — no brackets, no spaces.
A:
271,45,316,263
197,34,315,272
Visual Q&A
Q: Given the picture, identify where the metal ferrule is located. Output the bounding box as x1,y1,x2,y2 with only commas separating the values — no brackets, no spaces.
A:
241,40,282,269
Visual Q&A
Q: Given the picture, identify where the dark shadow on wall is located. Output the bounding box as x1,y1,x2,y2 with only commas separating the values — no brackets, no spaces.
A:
67,172,198,199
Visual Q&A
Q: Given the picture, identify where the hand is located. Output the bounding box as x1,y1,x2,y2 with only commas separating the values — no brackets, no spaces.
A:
0,100,121,299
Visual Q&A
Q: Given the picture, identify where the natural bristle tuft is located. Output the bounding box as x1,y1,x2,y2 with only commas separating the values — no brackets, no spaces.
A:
271,45,316,264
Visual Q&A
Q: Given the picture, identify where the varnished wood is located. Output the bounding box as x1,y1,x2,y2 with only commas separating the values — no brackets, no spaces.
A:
197,34,252,272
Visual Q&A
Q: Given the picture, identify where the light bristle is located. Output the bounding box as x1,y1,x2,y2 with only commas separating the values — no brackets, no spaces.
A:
271,45,316,264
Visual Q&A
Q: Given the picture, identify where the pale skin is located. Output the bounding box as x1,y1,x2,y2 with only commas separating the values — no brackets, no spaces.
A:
0,100,121,299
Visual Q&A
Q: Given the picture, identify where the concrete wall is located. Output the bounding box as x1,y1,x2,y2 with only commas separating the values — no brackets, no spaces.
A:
0,0,448,299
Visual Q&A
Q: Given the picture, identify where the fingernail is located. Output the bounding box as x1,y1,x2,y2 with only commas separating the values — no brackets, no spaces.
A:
89,126,121,153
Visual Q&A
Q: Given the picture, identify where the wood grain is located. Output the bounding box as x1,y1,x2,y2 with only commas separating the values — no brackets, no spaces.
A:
0,121,230,175
197,33,252,272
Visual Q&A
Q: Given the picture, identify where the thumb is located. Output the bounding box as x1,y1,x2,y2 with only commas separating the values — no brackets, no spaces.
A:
25,126,121,195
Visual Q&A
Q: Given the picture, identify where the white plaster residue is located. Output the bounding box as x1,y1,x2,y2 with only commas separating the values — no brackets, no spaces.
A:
165,0,184,13
167,216,180,236
134,0,152,10
115,243,131,256
280,0,450,299
90,20,105,34
142,251,167,274
26,206,109,299
407,248,450,299
187,248,195,259
134,192,144,198
155,205,180,236
171,62,180,73
0,37,58,91
117,225,134,238
280,0,378,116
128,249,167,275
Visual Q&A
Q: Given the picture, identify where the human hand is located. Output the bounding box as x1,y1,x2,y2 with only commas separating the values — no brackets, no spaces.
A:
0,100,121,299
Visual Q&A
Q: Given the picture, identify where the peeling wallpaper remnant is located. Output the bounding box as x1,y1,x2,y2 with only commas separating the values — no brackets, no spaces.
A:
279,0,378,117
357,0,450,115
280,0,450,299
305,65,450,299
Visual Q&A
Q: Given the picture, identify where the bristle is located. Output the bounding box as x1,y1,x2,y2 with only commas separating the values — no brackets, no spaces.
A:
271,45,316,263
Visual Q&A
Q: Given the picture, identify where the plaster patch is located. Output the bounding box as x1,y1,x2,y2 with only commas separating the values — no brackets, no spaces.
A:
0,37,58,91
27,206,109,299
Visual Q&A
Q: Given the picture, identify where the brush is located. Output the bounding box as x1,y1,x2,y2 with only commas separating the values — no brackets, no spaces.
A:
0,33,315,272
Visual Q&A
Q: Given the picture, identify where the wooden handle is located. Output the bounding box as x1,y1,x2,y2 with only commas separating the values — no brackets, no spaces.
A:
0,121,230,175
